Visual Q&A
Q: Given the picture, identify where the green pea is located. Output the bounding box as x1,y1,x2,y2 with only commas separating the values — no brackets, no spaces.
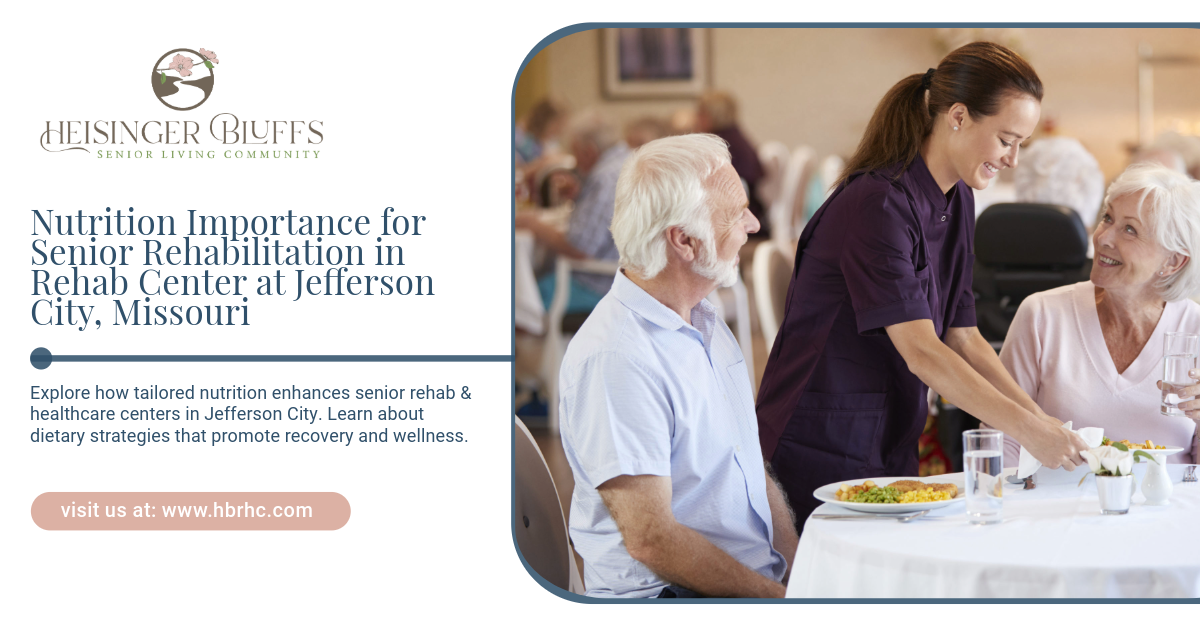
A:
850,486,899,504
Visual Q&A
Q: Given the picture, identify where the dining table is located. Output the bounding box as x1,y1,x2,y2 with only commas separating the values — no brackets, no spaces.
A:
786,463,1200,598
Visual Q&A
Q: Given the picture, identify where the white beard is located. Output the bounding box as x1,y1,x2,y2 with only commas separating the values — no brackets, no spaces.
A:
693,238,739,288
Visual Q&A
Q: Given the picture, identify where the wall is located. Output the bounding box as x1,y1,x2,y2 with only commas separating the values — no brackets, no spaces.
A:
527,27,1200,180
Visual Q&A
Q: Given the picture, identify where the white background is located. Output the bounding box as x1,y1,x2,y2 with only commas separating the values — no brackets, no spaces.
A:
2,1,1196,625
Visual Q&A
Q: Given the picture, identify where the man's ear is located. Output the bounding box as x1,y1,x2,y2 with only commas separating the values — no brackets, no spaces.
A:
664,226,698,265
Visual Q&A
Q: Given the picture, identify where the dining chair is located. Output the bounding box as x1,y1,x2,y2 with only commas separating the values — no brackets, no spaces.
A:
973,202,1090,344
756,141,791,210
513,417,585,595
752,238,795,352
769,146,816,255
817,154,844,203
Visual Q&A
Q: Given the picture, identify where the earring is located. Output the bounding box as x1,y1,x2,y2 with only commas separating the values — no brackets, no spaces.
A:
1160,271,1165,276
953,126,959,131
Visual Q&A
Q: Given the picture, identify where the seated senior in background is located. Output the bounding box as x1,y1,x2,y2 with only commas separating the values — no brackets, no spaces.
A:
558,134,798,598
514,111,632,313
1014,136,1105,230
993,164,1200,463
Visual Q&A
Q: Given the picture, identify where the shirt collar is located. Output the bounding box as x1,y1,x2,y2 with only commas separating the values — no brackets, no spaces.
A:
611,270,717,342
907,152,953,212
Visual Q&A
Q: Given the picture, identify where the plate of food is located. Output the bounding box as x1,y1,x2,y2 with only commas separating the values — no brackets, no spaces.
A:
1102,438,1183,459
813,477,965,513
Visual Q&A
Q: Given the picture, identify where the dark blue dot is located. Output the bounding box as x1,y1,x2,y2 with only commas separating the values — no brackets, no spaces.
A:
31,348,52,370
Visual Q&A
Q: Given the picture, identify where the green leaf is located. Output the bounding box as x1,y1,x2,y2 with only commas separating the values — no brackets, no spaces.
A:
1111,441,1129,452
204,60,213,70
1133,450,1160,464
160,72,166,84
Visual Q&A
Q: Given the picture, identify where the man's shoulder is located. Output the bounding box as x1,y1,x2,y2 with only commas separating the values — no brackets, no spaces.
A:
561,296,652,370
561,295,676,384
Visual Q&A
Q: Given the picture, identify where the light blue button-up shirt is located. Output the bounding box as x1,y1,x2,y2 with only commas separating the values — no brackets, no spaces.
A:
558,270,786,598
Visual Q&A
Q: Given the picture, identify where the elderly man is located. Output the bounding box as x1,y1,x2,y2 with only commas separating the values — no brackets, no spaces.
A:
558,134,797,598
515,111,631,313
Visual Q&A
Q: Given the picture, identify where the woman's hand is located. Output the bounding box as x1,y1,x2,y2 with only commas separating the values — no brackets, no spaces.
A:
1156,368,1200,426
1020,420,1089,471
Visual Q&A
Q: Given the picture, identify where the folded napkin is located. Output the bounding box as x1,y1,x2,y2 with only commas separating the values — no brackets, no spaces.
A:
1016,422,1104,478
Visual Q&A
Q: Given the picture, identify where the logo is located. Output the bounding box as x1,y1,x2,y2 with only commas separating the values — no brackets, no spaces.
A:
151,48,219,111
41,47,324,159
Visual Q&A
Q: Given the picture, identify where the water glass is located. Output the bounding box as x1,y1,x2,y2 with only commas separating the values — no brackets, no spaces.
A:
1161,332,1199,416
963,429,1003,525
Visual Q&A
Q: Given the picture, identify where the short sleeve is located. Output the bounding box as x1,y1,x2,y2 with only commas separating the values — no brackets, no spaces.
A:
951,253,977,328
840,181,932,334
560,352,673,490
998,296,1043,401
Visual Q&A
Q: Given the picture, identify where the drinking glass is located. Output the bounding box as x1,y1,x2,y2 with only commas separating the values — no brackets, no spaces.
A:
963,429,1003,525
1161,332,1199,416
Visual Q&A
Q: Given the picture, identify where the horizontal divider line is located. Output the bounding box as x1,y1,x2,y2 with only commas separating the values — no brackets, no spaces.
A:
50,355,514,363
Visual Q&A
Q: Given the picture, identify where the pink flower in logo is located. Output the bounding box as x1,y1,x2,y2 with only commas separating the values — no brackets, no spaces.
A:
199,48,219,64
171,54,194,77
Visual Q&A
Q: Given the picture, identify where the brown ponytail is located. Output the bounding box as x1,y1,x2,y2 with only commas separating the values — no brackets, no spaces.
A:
837,41,1043,186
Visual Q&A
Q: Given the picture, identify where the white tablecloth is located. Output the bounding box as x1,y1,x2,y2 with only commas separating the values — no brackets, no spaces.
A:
786,465,1200,598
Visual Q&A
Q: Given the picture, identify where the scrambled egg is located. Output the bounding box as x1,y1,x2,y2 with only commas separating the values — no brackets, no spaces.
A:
898,488,954,503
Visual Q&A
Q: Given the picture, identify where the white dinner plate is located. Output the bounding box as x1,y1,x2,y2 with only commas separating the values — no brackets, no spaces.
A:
1128,446,1184,459
813,476,966,514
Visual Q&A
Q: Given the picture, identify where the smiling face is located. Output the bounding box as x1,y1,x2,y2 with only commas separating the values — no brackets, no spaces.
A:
693,164,759,287
948,94,1041,190
1091,192,1178,300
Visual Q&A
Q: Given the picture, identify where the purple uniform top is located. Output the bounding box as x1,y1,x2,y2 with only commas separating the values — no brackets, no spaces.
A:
754,154,976,528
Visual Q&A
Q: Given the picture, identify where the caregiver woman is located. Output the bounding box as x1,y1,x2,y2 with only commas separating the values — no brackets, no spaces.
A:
755,42,1087,530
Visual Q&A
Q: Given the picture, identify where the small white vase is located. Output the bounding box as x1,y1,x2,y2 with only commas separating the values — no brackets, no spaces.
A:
1140,453,1173,506
1096,474,1134,514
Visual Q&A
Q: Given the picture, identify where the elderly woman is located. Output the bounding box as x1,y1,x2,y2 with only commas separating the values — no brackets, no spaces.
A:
998,163,1200,464
1014,137,1106,230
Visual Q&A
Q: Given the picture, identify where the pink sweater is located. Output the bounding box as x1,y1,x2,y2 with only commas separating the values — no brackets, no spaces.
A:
996,281,1199,464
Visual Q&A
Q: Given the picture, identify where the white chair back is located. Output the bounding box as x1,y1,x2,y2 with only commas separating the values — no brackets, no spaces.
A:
752,240,795,352
756,141,791,210
514,417,585,594
818,154,845,203
770,146,816,254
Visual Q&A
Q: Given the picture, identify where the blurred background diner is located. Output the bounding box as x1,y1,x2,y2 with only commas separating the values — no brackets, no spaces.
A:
512,28,1200,591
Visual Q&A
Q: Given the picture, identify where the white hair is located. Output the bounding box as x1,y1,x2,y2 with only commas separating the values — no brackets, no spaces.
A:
1134,146,1188,174
564,110,618,154
1104,163,1200,302
1015,137,1106,228
610,134,731,279
1146,131,1200,177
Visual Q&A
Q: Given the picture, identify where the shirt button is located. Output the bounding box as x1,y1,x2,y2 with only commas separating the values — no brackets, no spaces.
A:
941,215,947,222
736,445,742,452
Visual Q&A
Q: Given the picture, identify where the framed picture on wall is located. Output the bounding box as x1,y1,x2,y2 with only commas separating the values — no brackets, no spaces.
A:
602,28,709,99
